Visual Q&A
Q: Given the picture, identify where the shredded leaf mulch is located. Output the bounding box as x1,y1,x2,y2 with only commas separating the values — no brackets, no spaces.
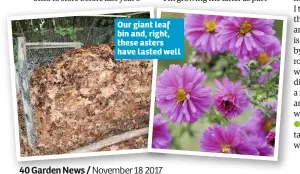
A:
18,44,152,156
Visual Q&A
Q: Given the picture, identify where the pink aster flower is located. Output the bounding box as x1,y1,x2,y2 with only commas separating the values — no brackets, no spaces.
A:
218,17,275,59
156,64,212,123
242,101,277,138
152,114,172,149
248,135,273,156
185,14,225,54
200,124,259,155
214,78,250,118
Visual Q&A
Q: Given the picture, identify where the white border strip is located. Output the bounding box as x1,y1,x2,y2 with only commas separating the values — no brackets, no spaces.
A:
8,7,155,162
147,8,288,162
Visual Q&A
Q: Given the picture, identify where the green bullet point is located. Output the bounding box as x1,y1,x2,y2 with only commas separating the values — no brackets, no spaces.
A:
294,121,300,127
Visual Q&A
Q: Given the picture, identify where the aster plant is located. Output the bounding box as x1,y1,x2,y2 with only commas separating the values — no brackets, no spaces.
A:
152,114,172,149
185,14,225,54
156,64,212,123
153,13,282,157
200,124,259,155
218,17,276,59
214,78,250,118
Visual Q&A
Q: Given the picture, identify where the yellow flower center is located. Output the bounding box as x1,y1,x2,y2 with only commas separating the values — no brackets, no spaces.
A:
239,21,252,36
263,117,272,132
222,144,231,153
205,20,217,33
257,52,269,65
176,88,186,103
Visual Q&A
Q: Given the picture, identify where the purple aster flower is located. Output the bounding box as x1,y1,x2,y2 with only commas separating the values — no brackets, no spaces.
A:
214,78,250,118
257,72,275,84
256,63,279,84
237,36,281,84
242,109,272,138
218,17,275,59
256,62,280,83
152,114,172,149
156,64,212,123
256,35,281,66
255,36,281,84
237,58,250,77
248,135,274,156
242,101,277,138
257,74,270,84
266,100,278,114
266,131,276,147
271,59,280,73
200,123,259,155
266,36,281,58
185,14,225,54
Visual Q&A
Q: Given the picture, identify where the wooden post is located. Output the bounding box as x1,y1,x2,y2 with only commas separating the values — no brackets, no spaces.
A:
26,42,83,49
15,70,20,94
70,127,148,153
17,37,35,146
74,42,82,49
17,37,26,70
16,39,83,146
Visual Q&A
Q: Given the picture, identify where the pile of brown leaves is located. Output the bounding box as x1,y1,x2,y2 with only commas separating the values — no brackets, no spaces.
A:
20,44,152,156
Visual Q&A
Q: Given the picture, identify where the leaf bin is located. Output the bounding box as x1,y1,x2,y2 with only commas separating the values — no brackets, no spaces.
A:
17,44,152,156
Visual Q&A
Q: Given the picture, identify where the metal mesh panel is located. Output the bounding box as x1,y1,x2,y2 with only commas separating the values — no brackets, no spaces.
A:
14,26,114,82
